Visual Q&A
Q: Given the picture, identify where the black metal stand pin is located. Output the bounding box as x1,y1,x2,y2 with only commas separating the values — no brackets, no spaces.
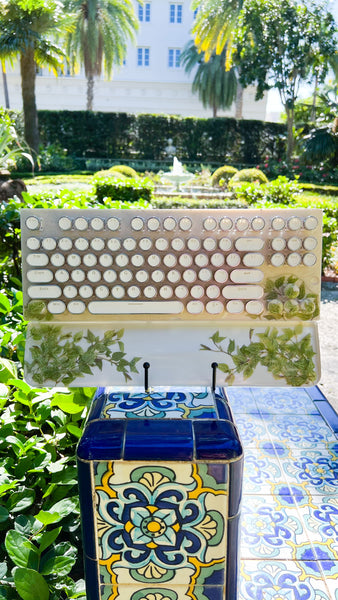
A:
143,362,150,393
211,362,218,392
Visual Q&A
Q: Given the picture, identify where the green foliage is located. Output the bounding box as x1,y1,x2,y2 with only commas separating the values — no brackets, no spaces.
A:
93,176,154,203
230,168,268,185
37,144,76,173
151,196,247,209
211,165,238,187
201,325,317,386
0,119,33,172
109,165,138,178
235,176,299,205
263,276,319,321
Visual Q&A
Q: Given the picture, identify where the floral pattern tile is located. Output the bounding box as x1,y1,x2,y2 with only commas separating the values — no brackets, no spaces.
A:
224,387,260,414
232,414,269,447
281,449,338,495
263,413,337,449
251,386,320,415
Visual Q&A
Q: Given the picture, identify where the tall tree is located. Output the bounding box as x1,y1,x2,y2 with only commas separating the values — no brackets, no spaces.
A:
0,0,72,154
64,0,138,111
233,0,337,161
181,40,237,117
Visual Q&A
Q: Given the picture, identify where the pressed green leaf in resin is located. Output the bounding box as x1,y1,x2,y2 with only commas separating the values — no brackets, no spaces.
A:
262,276,319,321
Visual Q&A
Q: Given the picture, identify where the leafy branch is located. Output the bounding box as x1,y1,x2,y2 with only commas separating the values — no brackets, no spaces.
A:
262,276,319,321
25,325,140,386
200,325,317,386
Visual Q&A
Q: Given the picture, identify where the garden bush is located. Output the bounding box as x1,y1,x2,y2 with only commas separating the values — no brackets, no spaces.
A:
235,176,300,205
109,165,138,178
151,196,247,209
93,169,125,179
211,165,238,187
229,168,269,185
93,176,154,204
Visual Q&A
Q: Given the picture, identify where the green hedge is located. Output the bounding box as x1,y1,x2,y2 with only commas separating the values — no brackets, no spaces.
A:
37,111,286,165
93,176,154,203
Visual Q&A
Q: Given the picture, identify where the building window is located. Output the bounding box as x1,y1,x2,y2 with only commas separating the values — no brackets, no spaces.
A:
168,48,181,68
169,3,182,23
138,2,151,22
137,47,150,66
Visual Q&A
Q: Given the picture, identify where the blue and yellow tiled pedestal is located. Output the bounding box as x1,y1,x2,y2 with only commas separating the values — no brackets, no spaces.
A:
77,387,244,600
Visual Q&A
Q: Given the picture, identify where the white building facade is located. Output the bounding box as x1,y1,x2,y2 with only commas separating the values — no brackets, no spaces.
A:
1,0,267,120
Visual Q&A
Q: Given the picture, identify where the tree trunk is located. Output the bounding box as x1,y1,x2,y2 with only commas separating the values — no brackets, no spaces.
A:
311,72,319,123
285,104,294,164
87,74,94,111
235,83,243,119
20,48,39,155
2,62,10,109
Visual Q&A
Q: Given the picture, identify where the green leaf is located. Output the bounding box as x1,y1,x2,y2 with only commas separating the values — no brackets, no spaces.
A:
5,530,39,569
51,392,85,414
39,542,77,576
0,506,9,523
66,423,82,438
35,511,61,526
48,498,79,519
0,562,7,578
7,489,35,513
14,568,49,600
38,527,62,554
0,358,17,383
0,294,11,314
227,339,236,354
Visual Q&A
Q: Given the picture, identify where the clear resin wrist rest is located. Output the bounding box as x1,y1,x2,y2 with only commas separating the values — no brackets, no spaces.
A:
21,208,322,387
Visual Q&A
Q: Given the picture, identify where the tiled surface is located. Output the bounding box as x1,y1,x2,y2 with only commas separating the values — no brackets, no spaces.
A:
226,386,338,600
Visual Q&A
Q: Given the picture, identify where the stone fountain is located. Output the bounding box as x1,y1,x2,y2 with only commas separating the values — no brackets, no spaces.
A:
162,157,192,191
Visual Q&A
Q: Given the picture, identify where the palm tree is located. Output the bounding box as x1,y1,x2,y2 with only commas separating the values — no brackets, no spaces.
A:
64,0,138,111
0,0,72,155
181,41,237,117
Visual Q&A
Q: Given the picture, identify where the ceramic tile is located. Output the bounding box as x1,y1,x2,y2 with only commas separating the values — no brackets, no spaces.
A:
281,449,338,495
100,585,226,600
242,452,284,495
224,387,260,414
294,494,338,557
263,413,337,449
251,386,320,415
232,413,269,447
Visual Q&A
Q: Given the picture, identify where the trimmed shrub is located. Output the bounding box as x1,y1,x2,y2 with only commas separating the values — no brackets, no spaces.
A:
151,197,248,209
211,165,238,187
93,176,154,203
109,164,139,178
235,177,300,205
94,169,126,178
230,168,269,185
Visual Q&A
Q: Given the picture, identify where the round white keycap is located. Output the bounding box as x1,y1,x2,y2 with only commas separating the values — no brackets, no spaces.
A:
246,300,264,315
123,237,137,251
87,269,101,283
68,301,86,314
91,238,105,251
95,285,109,298
179,253,193,267
112,285,125,298
304,216,318,230
131,217,144,231
163,254,177,268
155,238,169,251
203,217,217,231
271,237,286,251
42,237,57,251
74,217,88,231
159,285,173,299
271,217,285,231
199,268,212,281
179,217,192,231
99,254,113,267
287,253,301,267
243,253,264,267
171,238,185,251
26,216,40,230
211,253,225,267
27,237,40,251
163,217,176,231
135,270,149,283
128,286,141,298
107,217,120,231
71,269,86,282
64,285,77,298
288,217,302,231
83,253,97,267
195,253,209,267
167,270,181,283
151,269,164,282
203,237,216,251
206,285,220,299
175,285,189,298
219,237,232,251
236,217,249,231
148,254,161,267
103,270,117,283
191,285,204,299
91,217,104,231
183,269,196,283
131,254,144,267
75,238,89,251
67,253,81,267
116,253,129,267
50,253,64,267
220,217,232,231
303,253,316,266
226,300,244,314
139,237,152,251
58,217,72,231
144,286,156,298
187,300,204,314
47,300,66,314
55,269,69,283
107,238,121,252
303,237,317,251
147,217,160,231
251,217,265,231
287,236,302,251
206,301,223,314
79,285,93,298
214,269,228,283
119,269,133,282
271,253,285,267
226,253,241,267
187,238,200,251
58,237,72,252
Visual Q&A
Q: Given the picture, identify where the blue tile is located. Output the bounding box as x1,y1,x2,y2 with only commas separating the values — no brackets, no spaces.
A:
77,458,96,559
314,400,338,434
229,458,244,517
86,387,107,421
83,555,100,600
193,420,243,460
77,420,125,460
124,419,194,460
226,514,241,600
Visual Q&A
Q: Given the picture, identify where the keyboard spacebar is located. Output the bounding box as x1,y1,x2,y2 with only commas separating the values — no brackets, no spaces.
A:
88,300,184,314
